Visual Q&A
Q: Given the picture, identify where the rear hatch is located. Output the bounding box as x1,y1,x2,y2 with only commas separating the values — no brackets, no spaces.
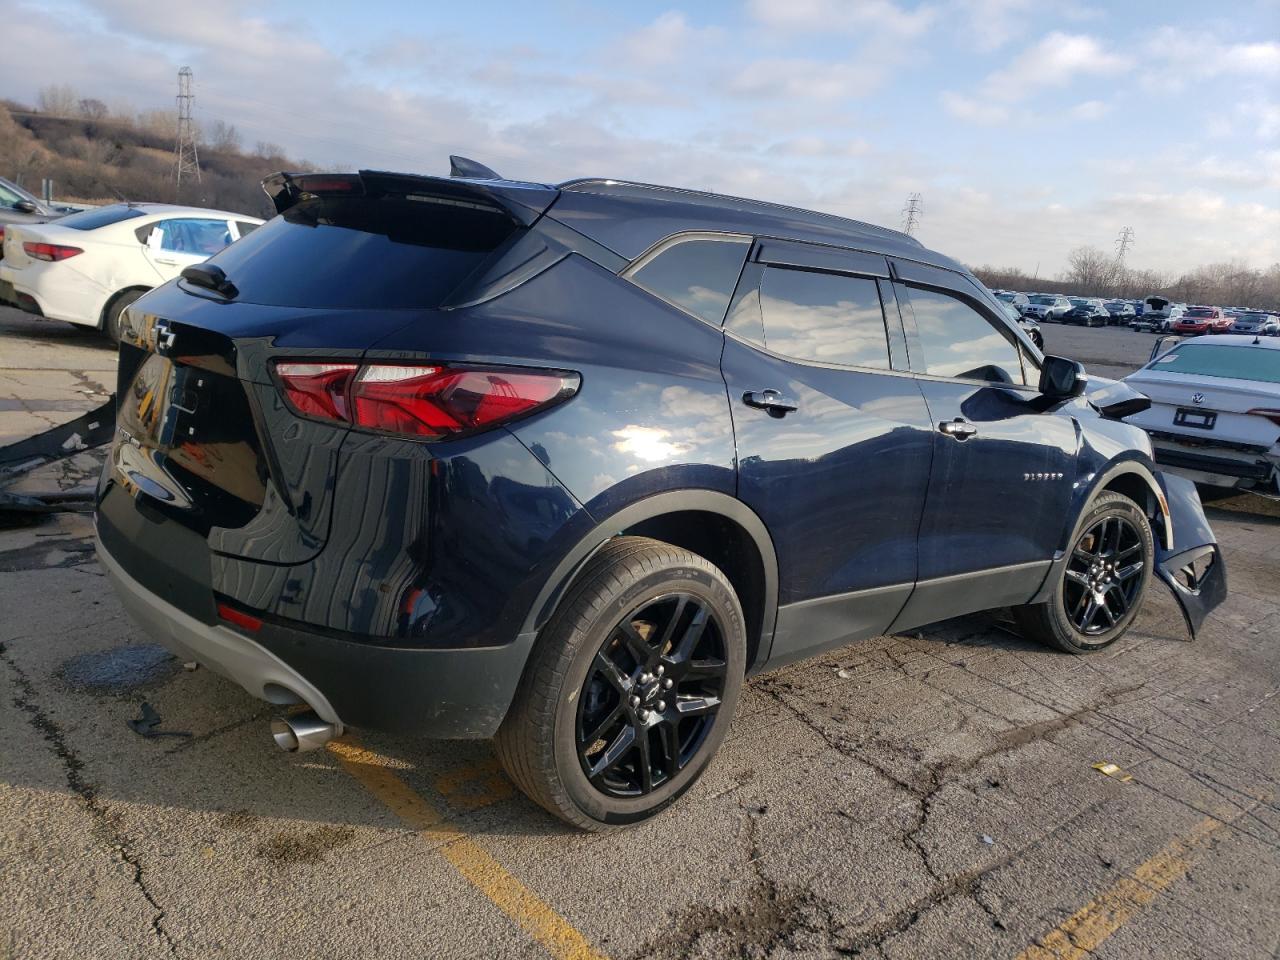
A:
99,170,556,581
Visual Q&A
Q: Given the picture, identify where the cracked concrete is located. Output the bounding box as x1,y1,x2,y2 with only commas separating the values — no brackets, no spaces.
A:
1,310,1278,958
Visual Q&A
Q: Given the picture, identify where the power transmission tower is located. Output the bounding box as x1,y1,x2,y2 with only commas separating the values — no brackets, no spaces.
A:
901,193,923,236
1115,226,1135,262
174,66,201,198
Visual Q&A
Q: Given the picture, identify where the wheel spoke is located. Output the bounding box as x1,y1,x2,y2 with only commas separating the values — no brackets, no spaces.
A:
636,727,655,793
684,656,727,680
1116,543,1143,562
655,596,689,656
1078,597,1098,630
656,720,682,777
592,651,631,695
1072,546,1095,564
1115,560,1144,581
674,693,721,717
671,604,709,663
588,724,636,780
583,702,624,747
1064,569,1091,587
616,619,653,666
1096,596,1118,626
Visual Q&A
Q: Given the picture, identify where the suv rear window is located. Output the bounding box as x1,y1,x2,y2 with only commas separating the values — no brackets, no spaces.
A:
203,196,519,309
57,205,147,230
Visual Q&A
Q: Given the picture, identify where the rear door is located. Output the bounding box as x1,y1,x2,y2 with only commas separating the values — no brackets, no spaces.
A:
721,240,934,665
142,217,236,281
887,261,1078,631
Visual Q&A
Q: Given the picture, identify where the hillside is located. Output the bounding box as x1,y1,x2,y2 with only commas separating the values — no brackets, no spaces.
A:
0,94,319,219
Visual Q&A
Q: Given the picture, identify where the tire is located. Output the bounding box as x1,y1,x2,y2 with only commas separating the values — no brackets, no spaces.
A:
1012,492,1154,654
495,536,746,830
102,288,146,343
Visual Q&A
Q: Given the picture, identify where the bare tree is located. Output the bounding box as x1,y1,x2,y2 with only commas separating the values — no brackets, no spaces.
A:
254,141,285,159
207,120,243,153
77,99,108,121
36,84,78,117
1062,245,1121,293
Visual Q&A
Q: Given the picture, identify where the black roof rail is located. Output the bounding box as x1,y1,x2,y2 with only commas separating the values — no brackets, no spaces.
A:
557,177,922,247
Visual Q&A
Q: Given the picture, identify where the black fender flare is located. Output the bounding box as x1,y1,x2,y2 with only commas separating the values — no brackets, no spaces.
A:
519,490,779,668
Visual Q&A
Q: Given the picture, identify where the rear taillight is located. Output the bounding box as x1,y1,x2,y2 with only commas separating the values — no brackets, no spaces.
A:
24,241,83,262
272,361,579,439
1246,408,1280,428
274,362,359,421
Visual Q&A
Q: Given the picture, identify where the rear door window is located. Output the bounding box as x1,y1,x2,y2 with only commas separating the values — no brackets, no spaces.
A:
757,267,891,369
204,196,520,309
899,285,1026,385
627,235,750,326
156,218,234,255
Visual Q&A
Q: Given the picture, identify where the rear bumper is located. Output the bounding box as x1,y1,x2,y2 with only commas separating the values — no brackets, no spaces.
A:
97,532,536,739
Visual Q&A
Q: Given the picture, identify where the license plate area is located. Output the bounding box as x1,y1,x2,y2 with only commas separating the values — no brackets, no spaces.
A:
1174,407,1217,430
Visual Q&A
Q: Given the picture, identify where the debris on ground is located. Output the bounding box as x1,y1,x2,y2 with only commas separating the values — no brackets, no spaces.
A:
127,701,192,739
1092,761,1134,782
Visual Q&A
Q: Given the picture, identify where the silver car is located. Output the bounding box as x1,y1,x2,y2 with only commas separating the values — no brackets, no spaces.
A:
1230,312,1280,336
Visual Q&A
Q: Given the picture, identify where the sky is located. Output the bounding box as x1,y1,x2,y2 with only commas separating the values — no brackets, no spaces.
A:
2,0,1278,276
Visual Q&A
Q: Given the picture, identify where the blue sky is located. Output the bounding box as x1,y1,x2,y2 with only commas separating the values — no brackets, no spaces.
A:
4,0,1278,274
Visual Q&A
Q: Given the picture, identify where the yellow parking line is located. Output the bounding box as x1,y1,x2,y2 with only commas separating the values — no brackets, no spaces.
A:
1015,812,1233,959
328,736,609,960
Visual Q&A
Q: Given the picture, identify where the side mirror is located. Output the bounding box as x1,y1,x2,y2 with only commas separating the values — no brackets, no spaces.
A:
14,199,38,213
1039,355,1087,399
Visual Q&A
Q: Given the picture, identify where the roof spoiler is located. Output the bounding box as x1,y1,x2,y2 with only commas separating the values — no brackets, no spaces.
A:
261,166,557,225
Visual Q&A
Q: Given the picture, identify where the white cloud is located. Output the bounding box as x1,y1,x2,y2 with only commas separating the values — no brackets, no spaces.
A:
1139,28,1280,92
747,0,938,36
950,0,1035,52
619,11,722,67
728,59,891,101
1069,99,1110,120
941,91,1010,124
981,32,1128,101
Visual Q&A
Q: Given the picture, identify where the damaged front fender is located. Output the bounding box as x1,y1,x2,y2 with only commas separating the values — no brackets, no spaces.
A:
1154,471,1227,638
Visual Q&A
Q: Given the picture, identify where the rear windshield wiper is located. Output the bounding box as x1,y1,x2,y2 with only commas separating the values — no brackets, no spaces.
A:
181,263,238,299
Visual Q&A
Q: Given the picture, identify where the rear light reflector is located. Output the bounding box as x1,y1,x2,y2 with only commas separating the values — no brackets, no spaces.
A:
274,362,359,421
272,361,579,439
1246,408,1280,428
217,602,262,632
23,241,84,262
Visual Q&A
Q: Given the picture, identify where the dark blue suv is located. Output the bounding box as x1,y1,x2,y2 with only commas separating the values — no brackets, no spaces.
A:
95,160,1226,829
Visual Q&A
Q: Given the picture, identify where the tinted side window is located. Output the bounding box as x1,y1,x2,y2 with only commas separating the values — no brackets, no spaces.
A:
758,267,890,369
629,237,750,326
157,218,233,255
901,285,1025,384
235,220,260,237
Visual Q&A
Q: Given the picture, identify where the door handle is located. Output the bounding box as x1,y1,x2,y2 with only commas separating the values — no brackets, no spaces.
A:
743,389,798,416
938,418,978,440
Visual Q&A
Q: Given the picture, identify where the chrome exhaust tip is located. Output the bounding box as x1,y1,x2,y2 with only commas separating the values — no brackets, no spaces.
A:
270,710,337,752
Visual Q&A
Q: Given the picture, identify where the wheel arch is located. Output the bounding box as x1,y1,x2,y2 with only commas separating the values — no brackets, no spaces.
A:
521,491,779,674
1093,460,1174,550
99,285,152,330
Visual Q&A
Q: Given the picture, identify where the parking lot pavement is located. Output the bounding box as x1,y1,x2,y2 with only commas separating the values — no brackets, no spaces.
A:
2,315,1278,959
1038,320,1164,383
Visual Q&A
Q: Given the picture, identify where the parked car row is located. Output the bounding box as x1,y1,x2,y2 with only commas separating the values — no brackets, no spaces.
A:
0,200,263,340
993,288,1279,338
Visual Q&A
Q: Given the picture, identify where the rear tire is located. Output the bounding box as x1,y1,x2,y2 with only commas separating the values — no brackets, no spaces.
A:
102,289,146,344
495,537,746,830
1012,492,1154,654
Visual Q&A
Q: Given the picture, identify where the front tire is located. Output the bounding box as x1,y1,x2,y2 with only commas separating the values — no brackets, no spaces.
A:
495,537,746,830
1012,492,1154,653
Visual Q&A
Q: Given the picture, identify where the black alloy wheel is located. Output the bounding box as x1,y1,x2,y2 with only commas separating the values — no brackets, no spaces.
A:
1011,491,1154,654
1062,515,1145,635
576,593,727,798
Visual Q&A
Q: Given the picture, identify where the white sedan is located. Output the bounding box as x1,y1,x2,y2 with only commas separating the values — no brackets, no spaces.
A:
0,203,263,340
1124,334,1280,497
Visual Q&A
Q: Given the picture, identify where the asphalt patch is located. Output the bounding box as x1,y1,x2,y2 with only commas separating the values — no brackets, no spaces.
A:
60,643,179,694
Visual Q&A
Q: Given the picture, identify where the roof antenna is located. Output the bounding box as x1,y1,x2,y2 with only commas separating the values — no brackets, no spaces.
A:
449,155,501,180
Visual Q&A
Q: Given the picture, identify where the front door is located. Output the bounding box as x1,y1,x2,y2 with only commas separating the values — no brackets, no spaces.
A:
720,243,934,666
143,217,237,282
887,266,1077,631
